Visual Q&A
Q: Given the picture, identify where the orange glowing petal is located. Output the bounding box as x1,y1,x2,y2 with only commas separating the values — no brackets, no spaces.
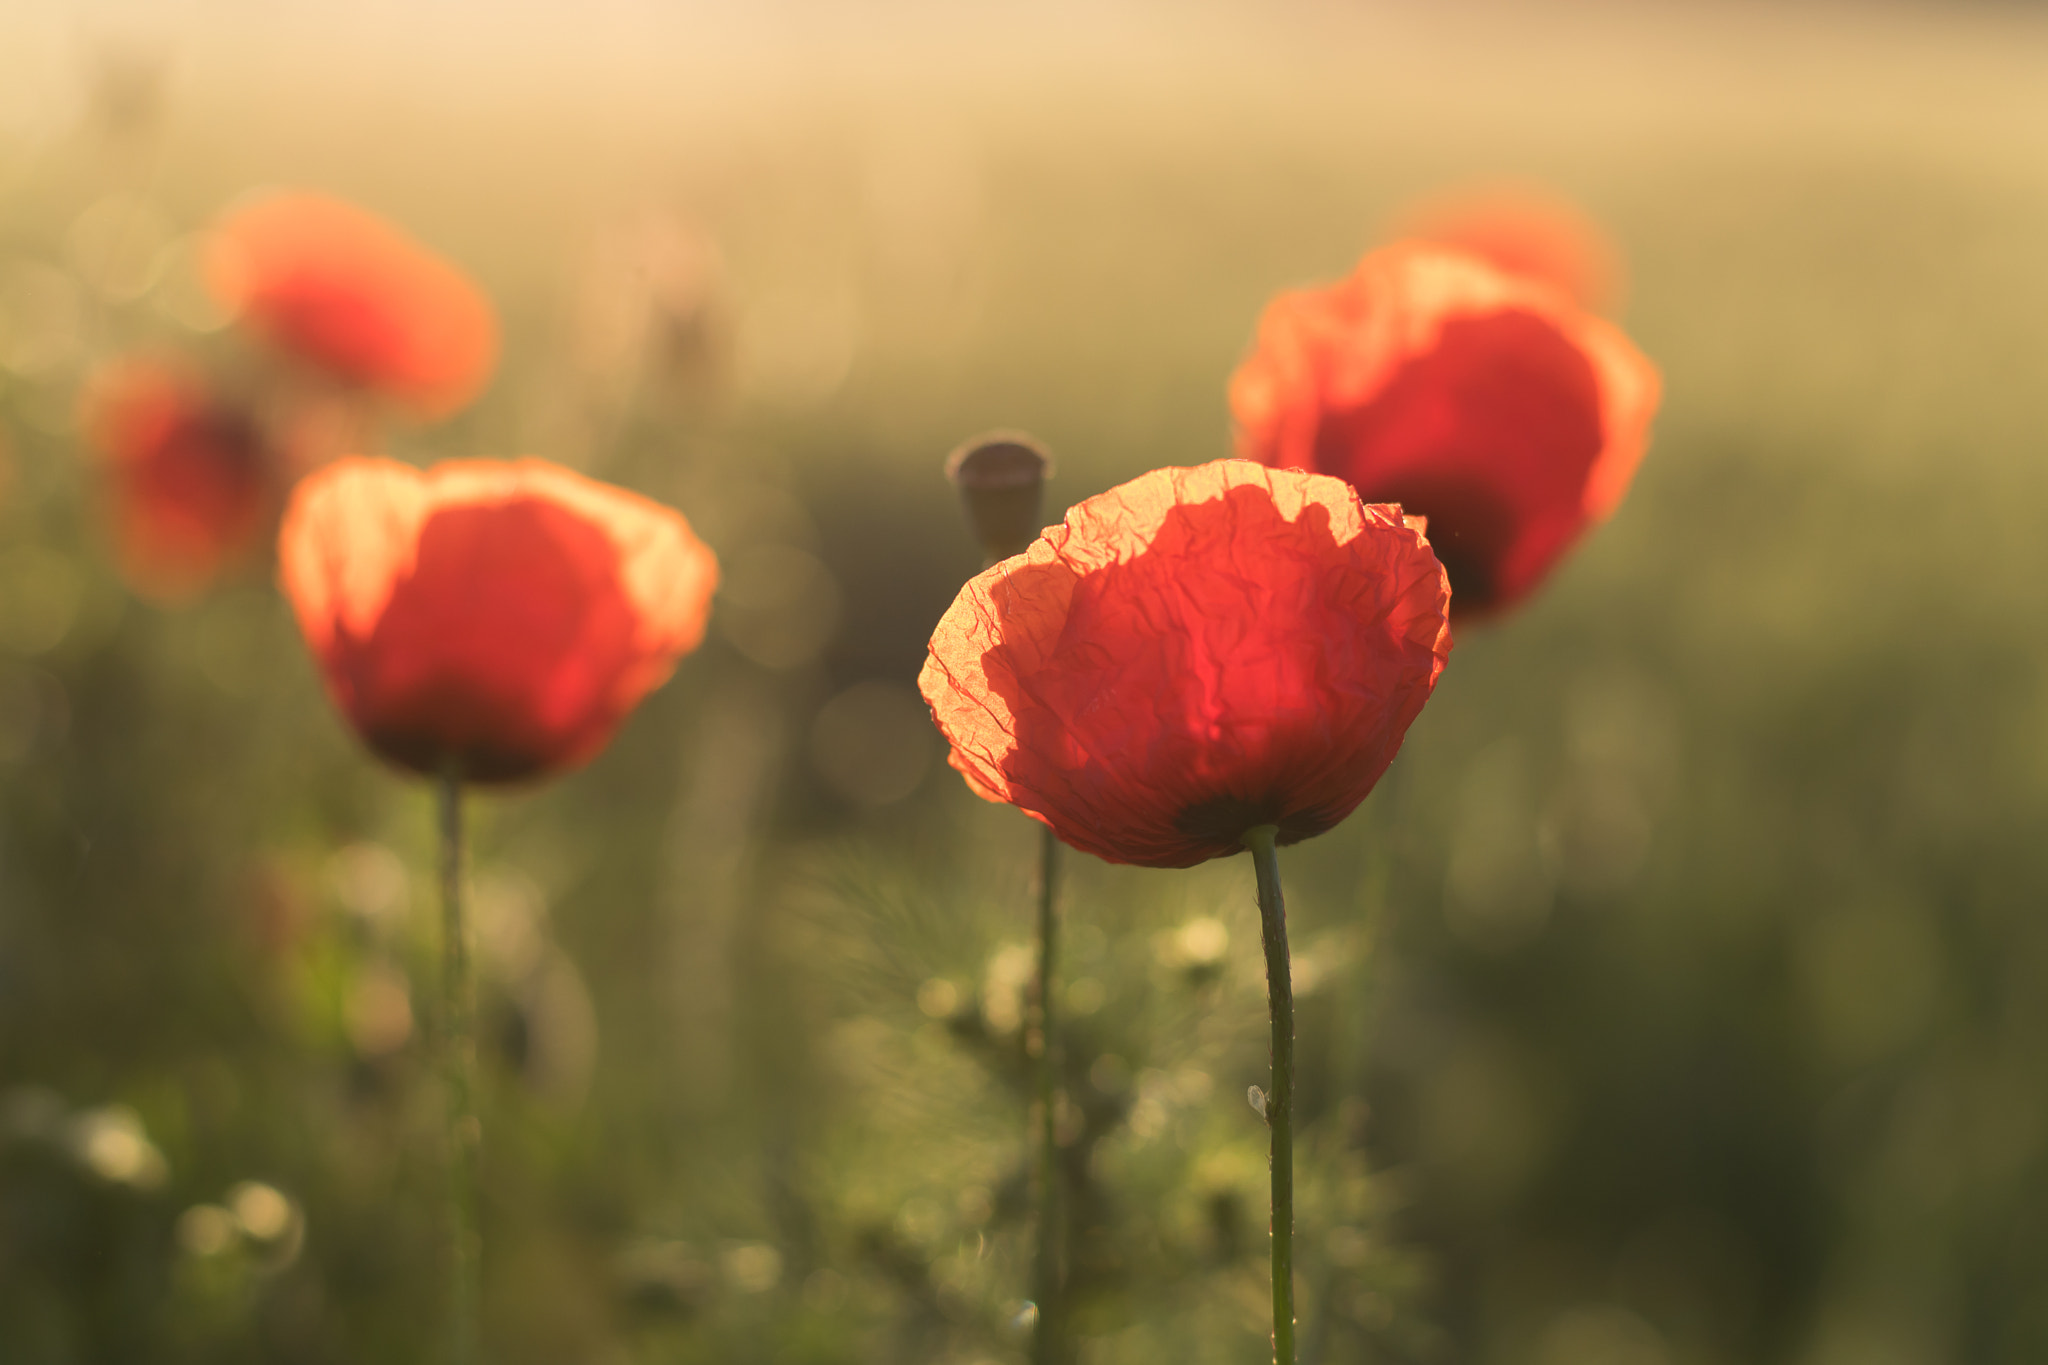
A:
279,457,718,783
277,457,433,650
207,191,499,418
920,460,1451,868
1394,184,1624,314
1230,241,1660,618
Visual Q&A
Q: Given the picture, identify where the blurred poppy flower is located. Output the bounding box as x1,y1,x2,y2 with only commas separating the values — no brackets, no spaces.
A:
207,192,498,418
1394,183,1623,313
279,458,717,783
81,358,276,601
920,460,1450,868
1230,241,1660,618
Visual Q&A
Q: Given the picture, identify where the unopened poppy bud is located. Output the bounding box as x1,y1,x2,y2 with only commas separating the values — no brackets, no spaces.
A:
944,431,1053,563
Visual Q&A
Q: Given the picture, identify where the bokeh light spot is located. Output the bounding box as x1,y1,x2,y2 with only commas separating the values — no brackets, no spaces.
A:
809,680,934,806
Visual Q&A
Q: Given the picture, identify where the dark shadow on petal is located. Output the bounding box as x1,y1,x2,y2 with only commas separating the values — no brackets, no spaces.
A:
1315,309,1602,613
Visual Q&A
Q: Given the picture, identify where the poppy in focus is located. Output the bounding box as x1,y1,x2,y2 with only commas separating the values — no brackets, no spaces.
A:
1230,241,1660,618
279,458,718,784
81,358,277,601
1394,183,1623,313
920,460,1451,868
207,192,499,418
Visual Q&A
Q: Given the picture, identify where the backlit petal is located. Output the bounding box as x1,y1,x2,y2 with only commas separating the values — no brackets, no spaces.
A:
921,460,1450,868
1231,241,1659,617
279,457,718,783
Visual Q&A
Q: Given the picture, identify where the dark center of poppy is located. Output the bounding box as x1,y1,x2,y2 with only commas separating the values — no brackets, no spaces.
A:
1311,308,1605,614
1175,792,1286,845
143,407,271,538
1370,474,1516,612
1175,792,1344,851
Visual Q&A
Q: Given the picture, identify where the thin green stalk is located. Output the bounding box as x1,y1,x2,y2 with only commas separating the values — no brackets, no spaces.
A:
1246,824,1295,1365
1031,823,1065,1365
438,769,479,1365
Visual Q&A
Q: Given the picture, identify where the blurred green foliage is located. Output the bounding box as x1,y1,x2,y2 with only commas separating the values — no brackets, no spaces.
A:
4,3,2048,1363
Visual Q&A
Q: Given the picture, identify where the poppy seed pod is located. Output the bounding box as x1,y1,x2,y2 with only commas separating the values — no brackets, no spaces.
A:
945,431,1053,562
920,459,1451,868
279,457,718,783
1231,241,1659,618
206,191,499,418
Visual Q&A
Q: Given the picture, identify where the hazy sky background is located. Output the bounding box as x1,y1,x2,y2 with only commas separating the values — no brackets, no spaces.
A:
6,0,2048,167
6,0,2047,489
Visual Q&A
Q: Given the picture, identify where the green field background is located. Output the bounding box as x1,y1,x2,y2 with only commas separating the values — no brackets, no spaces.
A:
3,3,2047,1361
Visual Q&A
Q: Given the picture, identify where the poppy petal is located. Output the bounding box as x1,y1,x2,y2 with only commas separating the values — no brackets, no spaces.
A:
80,358,278,601
279,457,718,783
921,459,1450,868
1231,241,1659,617
208,192,498,418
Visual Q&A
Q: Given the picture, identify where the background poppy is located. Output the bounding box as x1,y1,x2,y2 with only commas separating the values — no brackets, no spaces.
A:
1392,183,1624,314
921,459,1451,869
1230,241,1659,618
81,357,276,601
279,457,718,783
207,192,499,418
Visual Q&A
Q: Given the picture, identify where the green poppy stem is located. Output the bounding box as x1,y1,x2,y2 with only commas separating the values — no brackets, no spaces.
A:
1031,822,1065,1365
1246,823,1295,1365
438,769,479,1365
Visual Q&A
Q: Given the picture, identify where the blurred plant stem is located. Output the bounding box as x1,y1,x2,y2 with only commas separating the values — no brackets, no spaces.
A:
439,768,480,1365
1031,823,1066,1365
1304,816,1396,1365
1247,824,1295,1365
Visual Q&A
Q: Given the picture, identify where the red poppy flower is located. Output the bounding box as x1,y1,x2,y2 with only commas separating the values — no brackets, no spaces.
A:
919,460,1451,868
1230,241,1660,618
1393,184,1623,313
206,192,498,418
81,358,276,601
279,458,718,784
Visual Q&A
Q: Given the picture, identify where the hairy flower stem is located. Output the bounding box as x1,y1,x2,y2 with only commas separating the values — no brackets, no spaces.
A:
438,769,479,1365
1247,824,1295,1365
1031,823,1066,1365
